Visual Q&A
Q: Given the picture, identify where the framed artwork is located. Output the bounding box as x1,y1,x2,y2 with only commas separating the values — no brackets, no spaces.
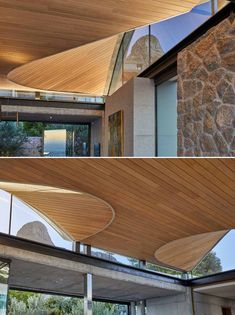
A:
108,110,124,157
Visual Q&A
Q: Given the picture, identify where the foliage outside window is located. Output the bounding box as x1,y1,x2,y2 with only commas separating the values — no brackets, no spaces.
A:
0,122,27,156
8,291,128,315
192,251,222,277
0,121,89,157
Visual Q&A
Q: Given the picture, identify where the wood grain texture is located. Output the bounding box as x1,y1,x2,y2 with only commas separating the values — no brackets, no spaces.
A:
8,36,119,95
0,0,203,93
0,182,114,241
0,75,38,91
154,231,228,271
0,158,234,270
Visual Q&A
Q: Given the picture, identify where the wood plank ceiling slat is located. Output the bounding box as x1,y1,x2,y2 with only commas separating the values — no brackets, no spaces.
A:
0,158,234,271
0,0,204,94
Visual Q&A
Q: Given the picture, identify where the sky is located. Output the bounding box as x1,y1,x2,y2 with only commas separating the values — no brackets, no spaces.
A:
126,1,211,57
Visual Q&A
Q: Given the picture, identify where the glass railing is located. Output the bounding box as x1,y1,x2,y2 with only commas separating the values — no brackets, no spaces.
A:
90,247,183,278
0,90,104,104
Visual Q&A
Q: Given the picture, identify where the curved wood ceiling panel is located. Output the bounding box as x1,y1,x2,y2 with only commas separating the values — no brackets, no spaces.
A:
0,0,203,93
0,75,41,91
0,182,114,241
8,35,119,95
0,158,233,270
155,231,228,271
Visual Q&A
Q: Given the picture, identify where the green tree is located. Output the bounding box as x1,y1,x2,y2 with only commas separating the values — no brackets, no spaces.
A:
9,291,36,307
0,122,27,156
22,122,46,137
8,297,27,315
8,291,126,315
192,251,222,277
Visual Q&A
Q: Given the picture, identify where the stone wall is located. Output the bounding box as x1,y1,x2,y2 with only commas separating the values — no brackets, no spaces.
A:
177,16,235,156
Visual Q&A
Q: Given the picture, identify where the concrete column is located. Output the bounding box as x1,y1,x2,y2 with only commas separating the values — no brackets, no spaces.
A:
129,302,136,315
84,244,92,256
84,273,93,315
139,260,146,269
74,242,80,253
188,288,196,315
136,301,146,315
211,0,215,14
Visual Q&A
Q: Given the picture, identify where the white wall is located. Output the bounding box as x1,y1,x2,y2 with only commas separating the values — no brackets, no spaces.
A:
146,289,194,315
194,292,235,315
104,77,155,157
133,78,155,157
146,291,235,315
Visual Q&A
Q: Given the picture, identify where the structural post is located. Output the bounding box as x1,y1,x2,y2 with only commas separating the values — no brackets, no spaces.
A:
129,302,136,315
83,244,92,256
182,272,191,280
139,260,146,269
211,0,216,15
136,301,146,315
84,273,93,315
74,241,81,253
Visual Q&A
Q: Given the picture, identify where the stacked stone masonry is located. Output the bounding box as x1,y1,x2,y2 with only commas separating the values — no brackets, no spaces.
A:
177,16,235,156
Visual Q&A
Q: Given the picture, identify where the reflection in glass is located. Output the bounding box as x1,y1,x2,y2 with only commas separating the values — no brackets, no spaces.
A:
0,190,10,234
0,262,9,315
150,2,211,58
149,33,164,65
217,0,227,10
11,196,73,250
91,247,139,267
123,26,150,84
109,44,123,95
156,79,177,157
108,1,212,95
44,129,67,157
146,262,182,278
0,121,90,157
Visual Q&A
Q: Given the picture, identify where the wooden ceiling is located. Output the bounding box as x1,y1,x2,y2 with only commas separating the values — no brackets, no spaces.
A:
0,182,114,241
154,231,227,271
0,158,234,271
8,36,119,95
0,0,204,95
